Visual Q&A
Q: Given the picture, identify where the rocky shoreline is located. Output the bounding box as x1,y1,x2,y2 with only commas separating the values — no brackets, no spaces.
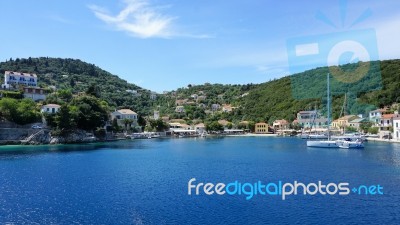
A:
0,128,99,145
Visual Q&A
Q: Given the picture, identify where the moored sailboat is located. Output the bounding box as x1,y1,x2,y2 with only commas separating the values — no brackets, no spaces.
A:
307,73,338,148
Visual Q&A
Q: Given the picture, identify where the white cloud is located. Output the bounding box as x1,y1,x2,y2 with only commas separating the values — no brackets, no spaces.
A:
89,0,209,39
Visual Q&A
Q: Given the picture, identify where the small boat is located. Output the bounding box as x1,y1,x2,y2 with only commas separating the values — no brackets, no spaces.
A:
336,139,364,149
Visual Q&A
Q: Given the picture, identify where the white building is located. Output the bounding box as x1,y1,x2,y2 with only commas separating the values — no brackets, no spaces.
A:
369,109,387,125
41,104,61,114
211,104,221,111
175,106,185,113
296,110,328,129
150,92,157,100
2,71,37,88
154,111,160,120
393,117,400,140
110,109,138,127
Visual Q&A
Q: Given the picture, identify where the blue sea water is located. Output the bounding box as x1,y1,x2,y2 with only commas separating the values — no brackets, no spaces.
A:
0,137,400,224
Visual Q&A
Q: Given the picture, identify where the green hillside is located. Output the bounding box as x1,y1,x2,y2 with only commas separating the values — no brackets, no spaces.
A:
0,57,156,115
1,57,400,124
237,59,400,123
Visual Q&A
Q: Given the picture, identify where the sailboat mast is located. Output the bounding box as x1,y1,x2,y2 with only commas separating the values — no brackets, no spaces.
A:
327,73,330,140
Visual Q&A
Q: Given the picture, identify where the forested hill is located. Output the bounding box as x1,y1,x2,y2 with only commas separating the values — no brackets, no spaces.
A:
237,59,400,123
1,57,400,123
0,57,156,115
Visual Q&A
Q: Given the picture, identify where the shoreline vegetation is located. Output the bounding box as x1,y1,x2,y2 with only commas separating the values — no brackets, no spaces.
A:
1,132,399,147
1,58,400,147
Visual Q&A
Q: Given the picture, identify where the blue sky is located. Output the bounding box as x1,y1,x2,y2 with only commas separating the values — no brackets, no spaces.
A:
0,0,399,92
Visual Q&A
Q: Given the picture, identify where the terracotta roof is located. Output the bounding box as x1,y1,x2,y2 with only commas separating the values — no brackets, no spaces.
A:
195,123,205,128
218,119,229,126
274,119,288,124
381,114,395,119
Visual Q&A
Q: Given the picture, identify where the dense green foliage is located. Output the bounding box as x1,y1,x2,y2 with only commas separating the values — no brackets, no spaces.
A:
45,94,109,133
2,57,400,126
0,98,41,124
0,90,23,99
0,57,154,115
205,121,224,132
146,119,170,132
236,59,400,122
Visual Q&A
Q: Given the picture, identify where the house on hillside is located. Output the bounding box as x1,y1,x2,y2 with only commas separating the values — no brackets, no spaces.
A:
2,71,37,88
222,104,235,113
23,87,47,101
41,104,61,114
175,106,185,113
211,104,221,111
110,109,138,127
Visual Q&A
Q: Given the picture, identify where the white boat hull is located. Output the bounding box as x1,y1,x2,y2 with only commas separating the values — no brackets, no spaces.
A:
306,140,338,148
337,140,364,149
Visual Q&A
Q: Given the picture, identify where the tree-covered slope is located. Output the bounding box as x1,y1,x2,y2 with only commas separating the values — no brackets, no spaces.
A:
0,57,155,115
1,57,400,123
238,59,400,122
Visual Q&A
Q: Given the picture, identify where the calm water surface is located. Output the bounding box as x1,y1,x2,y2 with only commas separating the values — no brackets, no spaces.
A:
0,137,400,224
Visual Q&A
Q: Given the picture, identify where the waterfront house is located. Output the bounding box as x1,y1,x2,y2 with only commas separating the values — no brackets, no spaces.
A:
195,123,206,133
273,119,289,131
41,104,61,114
331,115,359,131
255,122,269,134
392,117,400,140
110,109,138,127
378,114,400,138
369,108,387,125
296,111,328,129
169,122,197,136
348,118,367,132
